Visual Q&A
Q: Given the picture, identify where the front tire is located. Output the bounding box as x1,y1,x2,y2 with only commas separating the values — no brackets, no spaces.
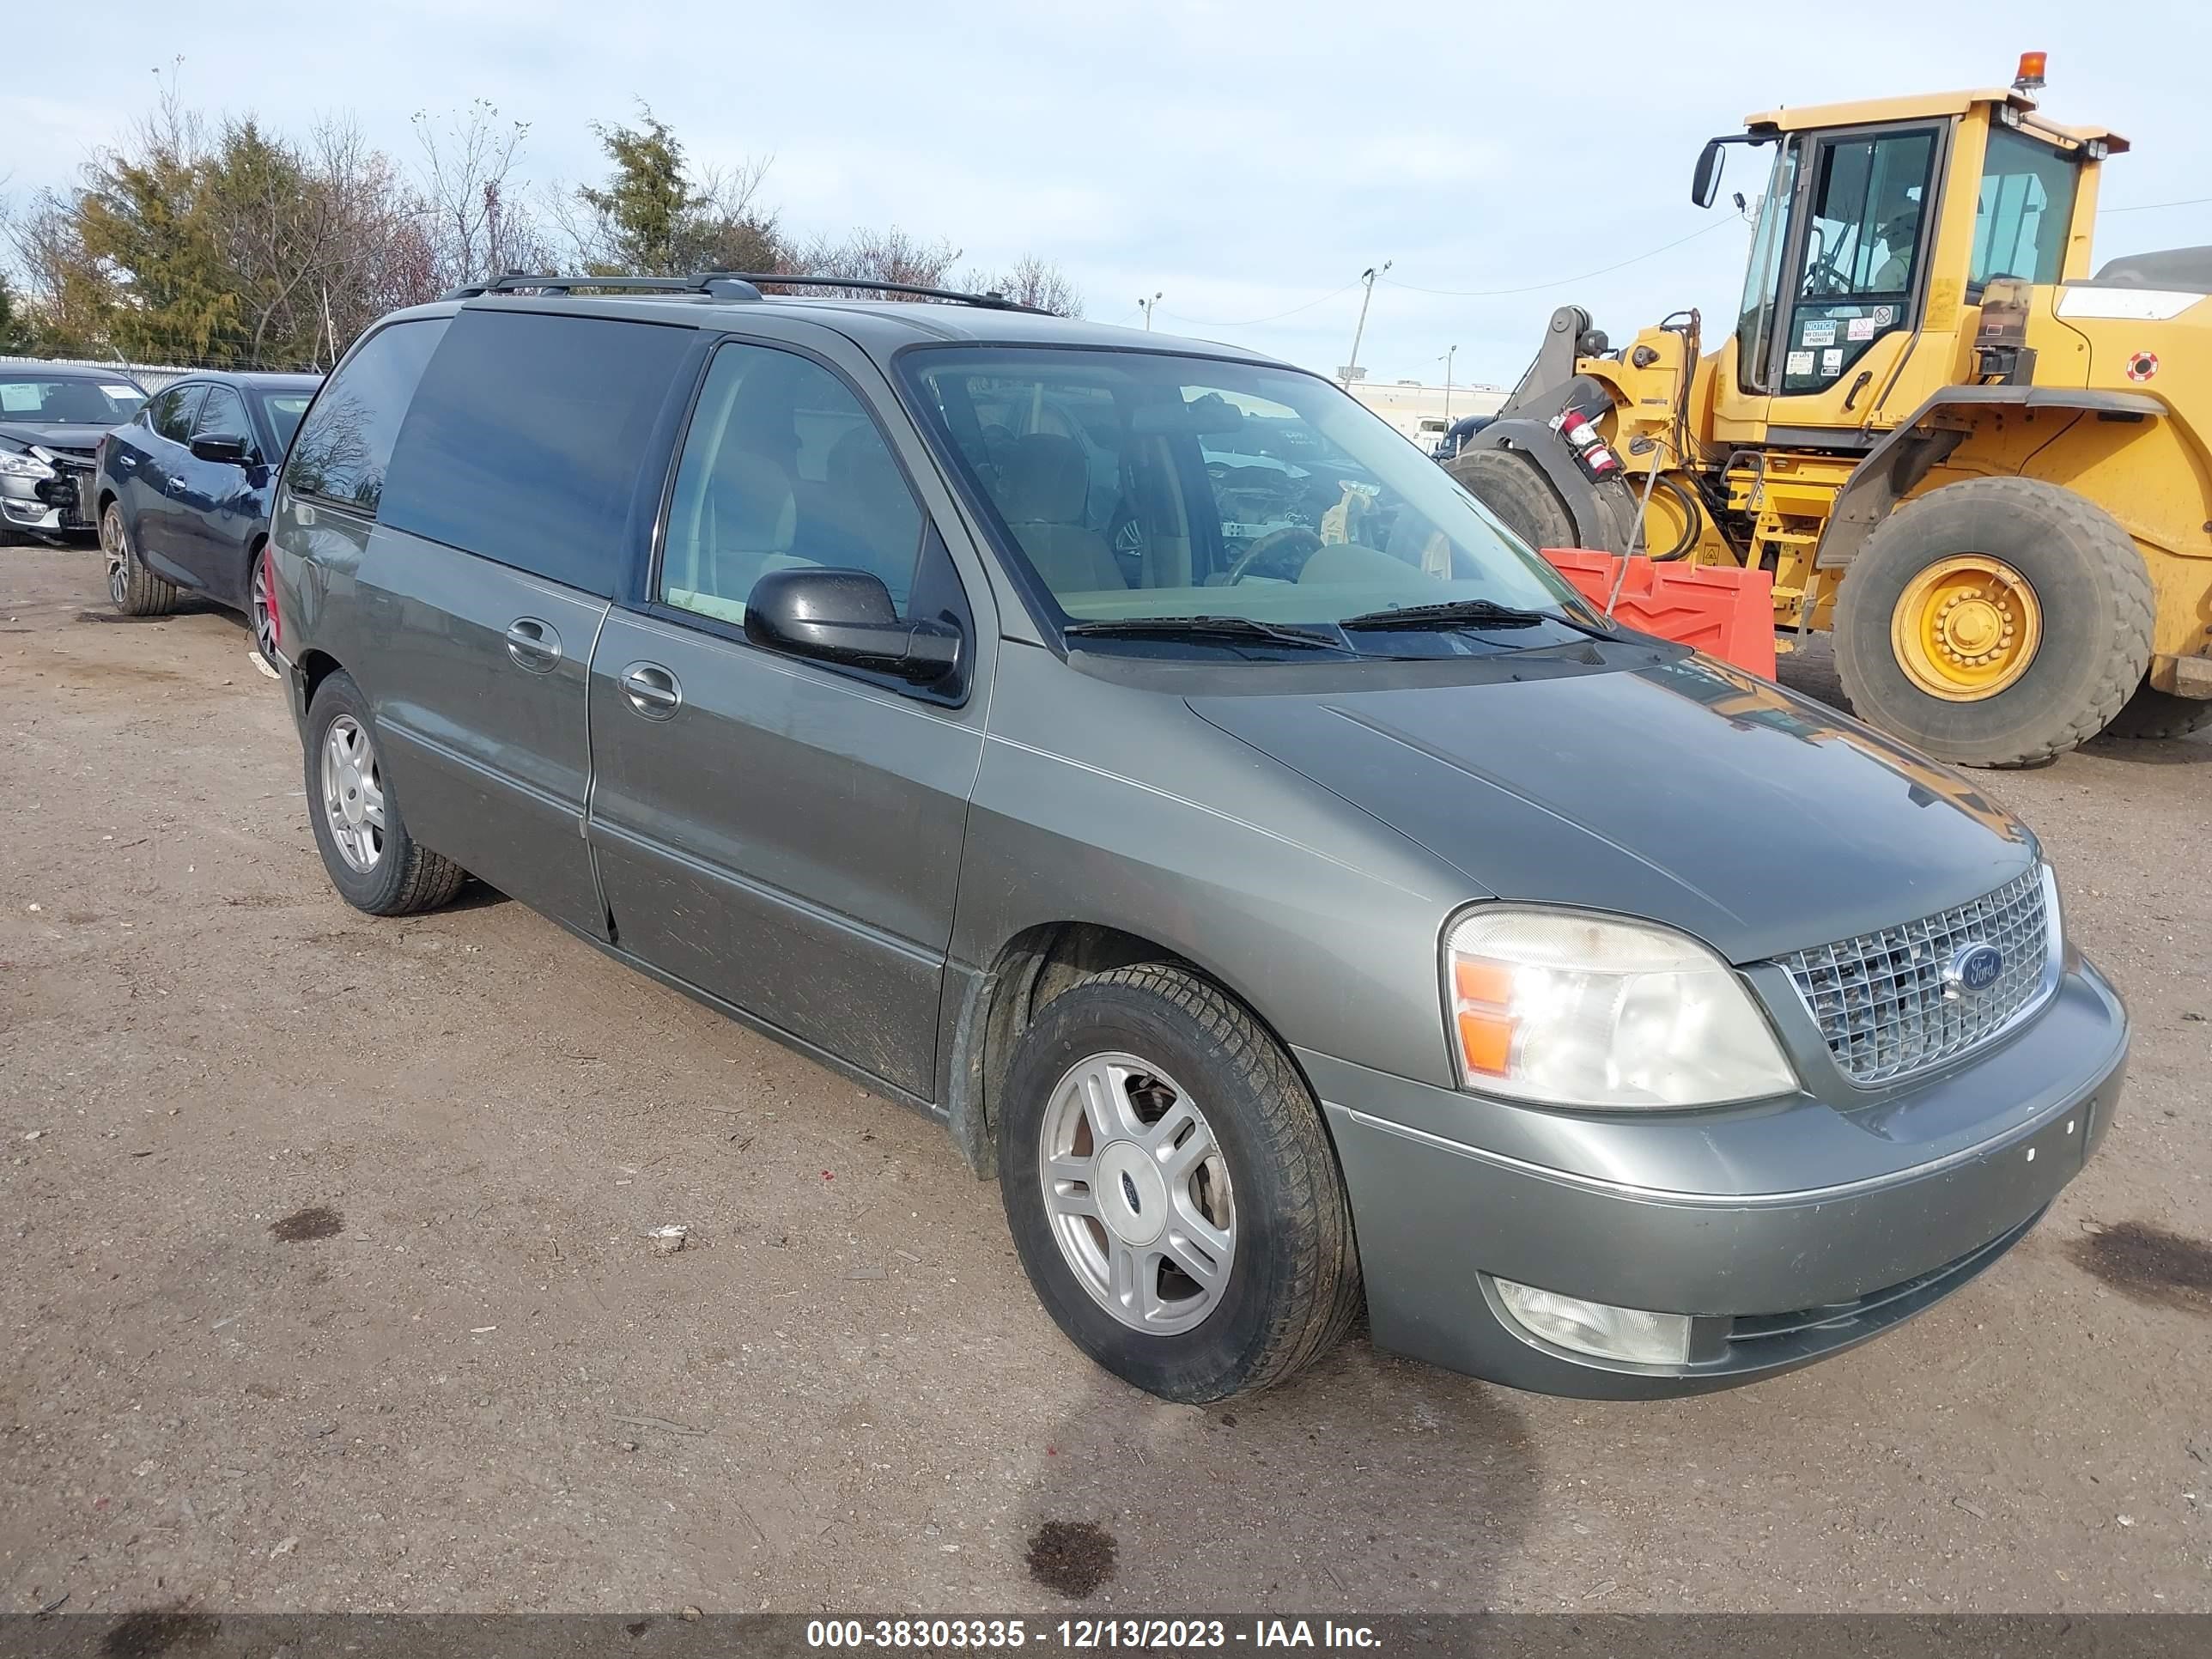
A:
1834,478,2153,767
997,964,1360,1402
304,671,465,916
1446,447,1577,552
103,503,179,617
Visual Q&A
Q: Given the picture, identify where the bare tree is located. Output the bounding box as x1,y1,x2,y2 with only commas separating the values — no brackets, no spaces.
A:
790,226,962,297
412,100,547,290
963,254,1085,315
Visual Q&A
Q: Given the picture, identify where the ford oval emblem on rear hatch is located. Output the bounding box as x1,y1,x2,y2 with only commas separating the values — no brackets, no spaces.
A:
1947,943,2005,996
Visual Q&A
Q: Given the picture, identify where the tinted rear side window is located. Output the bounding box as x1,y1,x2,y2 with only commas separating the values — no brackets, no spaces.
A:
377,309,694,596
284,318,448,515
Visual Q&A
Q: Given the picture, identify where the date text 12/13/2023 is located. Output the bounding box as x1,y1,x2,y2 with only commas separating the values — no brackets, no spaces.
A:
805,1618,1382,1649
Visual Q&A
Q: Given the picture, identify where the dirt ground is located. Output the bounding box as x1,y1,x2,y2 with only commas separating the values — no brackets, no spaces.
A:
2,543,2208,1619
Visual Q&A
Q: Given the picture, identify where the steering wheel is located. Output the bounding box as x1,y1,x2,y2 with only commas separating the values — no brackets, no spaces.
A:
1224,526,1324,585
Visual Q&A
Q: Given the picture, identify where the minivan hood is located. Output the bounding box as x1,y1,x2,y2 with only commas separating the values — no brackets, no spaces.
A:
1188,653,2037,964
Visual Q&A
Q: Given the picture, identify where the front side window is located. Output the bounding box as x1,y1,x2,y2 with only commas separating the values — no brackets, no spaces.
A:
193,388,252,451
903,348,1586,657
1972,127,2079,290
284,319,448,515
1781,126,1938,396
377,309,695,595
660,342,925,626
0,377,145,424
151,386,205,444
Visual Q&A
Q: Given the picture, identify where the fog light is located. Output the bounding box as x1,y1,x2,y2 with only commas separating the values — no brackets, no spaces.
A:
1492,1278,1693,1365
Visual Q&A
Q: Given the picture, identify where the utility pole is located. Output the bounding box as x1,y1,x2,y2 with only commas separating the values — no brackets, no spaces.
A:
1439,344,1457,420
1138,292,1162,331
1340,261,1390,384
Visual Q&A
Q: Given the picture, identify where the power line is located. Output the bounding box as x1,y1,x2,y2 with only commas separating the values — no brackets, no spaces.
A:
1155,276,1364,330
2100,195,2212,215
1378,218,1741,299
1139,190,2203,335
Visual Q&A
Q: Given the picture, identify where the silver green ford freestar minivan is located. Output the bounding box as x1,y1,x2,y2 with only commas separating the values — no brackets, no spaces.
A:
266,276,2127,1403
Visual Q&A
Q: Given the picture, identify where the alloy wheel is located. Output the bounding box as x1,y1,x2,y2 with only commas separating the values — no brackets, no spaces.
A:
251,550,277,663
319,714,386,872
1037,1052,1237,1336
102,507,130,608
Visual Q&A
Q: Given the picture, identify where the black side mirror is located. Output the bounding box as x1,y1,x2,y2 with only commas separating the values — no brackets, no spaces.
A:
1690,139,1725,210
744,567,963,687
190,434,253,465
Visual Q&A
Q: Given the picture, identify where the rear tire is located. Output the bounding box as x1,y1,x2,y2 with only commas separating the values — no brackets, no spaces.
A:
1445,447,1576,552
104,503,179,617
304,671,466,916
2100,681,2212,741
1834,478,2153,768
997,964,1361,1402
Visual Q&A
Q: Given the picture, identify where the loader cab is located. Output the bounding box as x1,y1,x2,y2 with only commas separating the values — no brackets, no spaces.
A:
1700,67,2116,444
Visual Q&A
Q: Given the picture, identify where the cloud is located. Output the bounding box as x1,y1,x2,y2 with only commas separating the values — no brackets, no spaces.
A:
6,0,2209,383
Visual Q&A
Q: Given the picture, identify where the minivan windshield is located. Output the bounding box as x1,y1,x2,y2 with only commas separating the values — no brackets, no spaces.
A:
904,347,1595,654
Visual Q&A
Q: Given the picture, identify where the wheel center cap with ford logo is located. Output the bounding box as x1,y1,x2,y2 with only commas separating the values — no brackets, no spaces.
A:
1946,943,2005,996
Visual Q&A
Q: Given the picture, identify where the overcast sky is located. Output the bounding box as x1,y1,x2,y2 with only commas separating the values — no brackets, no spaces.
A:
7,2,2209,386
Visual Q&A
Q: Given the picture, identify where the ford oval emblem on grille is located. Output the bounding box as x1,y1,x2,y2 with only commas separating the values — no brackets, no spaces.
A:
1947,943,2005,996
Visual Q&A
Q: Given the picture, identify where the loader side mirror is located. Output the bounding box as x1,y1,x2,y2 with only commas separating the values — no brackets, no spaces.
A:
1692,139,1726,209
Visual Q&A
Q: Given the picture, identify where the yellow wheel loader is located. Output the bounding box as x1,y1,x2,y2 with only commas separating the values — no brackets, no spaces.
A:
1449,53,2212,766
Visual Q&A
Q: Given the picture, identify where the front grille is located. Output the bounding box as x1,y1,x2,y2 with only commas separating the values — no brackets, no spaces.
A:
44,459,94,528
1778,867,2055,1085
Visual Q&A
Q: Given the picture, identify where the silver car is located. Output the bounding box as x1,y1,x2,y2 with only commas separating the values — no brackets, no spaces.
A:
266,276,2127,1402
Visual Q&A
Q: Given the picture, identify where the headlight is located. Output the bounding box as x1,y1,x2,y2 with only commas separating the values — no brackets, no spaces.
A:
0,451,56,481
1444,907,1796,1109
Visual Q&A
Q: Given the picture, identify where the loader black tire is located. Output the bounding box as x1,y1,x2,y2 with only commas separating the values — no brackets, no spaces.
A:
2100,682,2212,741
1834,478,2153,769
1446,447,1576,553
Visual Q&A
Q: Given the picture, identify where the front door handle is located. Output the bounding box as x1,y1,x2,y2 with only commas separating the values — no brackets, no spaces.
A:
619,662,682,719
505,617,562,672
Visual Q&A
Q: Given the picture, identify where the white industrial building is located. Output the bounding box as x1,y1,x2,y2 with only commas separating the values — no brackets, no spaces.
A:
1347,378,1508,453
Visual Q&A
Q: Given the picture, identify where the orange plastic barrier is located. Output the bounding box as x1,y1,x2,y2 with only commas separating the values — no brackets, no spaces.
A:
1540,549,1777,680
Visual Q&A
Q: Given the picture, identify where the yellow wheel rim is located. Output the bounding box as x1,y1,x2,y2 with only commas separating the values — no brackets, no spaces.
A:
1891,556,2043,702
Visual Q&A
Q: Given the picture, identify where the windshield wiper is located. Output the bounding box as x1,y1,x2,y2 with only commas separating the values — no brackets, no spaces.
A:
1062,616,1350,652
1337,599,1620,639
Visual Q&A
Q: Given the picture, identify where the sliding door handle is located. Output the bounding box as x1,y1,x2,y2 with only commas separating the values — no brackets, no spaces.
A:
505,617,562,672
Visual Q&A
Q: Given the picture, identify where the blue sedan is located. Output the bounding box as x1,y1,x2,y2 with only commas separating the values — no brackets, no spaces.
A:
94,370,322,661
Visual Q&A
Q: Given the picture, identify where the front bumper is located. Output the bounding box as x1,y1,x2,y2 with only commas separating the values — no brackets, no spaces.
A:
2,462,95,536
1306,960,2127,1398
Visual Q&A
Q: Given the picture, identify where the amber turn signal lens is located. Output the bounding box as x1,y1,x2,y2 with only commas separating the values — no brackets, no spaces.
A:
1455,1010,1515,1078
1453,957,1514,1007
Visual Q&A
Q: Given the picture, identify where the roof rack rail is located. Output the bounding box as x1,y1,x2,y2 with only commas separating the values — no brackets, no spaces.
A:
440,270,1042,313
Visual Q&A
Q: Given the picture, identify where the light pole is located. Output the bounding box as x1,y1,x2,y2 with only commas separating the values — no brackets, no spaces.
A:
1341,260,1391,385
1439,344,1457,421
1138,292,1162,331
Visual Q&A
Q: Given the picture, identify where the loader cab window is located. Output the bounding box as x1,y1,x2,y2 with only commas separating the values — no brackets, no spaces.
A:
1971,127,2079,291
1777,125,1939,397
